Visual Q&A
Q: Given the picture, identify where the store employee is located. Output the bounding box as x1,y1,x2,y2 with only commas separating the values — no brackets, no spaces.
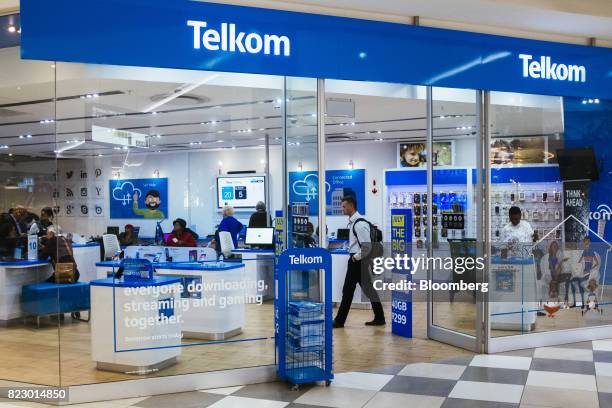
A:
501,206,537,256
165,218,197,247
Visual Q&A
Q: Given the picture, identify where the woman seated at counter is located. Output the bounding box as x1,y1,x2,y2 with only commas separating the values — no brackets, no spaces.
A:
165,218,198,247
219,205,243,248
118,224,137,246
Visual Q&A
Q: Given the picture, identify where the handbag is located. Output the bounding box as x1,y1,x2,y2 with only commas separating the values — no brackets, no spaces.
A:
54,237,76,284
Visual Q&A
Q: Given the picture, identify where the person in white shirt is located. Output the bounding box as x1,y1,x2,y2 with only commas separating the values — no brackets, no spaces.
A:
500,206,537,256
333,196,385,328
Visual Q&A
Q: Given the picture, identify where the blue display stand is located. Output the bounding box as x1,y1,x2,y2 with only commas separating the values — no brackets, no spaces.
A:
277,248,333,387
390,209,413,338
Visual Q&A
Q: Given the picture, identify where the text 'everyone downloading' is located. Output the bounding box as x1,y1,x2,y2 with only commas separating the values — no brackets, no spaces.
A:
519,54,586,82
188,20,291,56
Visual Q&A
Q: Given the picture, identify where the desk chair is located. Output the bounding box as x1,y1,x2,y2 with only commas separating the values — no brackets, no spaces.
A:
102,234,121,260
218,231,235,258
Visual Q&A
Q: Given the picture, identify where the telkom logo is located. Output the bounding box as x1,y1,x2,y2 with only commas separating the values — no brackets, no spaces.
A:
188,20,290,56
519,54,586,82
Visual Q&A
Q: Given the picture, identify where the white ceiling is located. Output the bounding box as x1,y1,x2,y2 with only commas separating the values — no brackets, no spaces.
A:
0,53,564,161
205,0,612,43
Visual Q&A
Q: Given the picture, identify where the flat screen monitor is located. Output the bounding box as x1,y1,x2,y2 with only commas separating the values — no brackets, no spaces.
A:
107,226,120,236
217,176,266,209
245,228,274,246
336,228,350,241
556,147,599,181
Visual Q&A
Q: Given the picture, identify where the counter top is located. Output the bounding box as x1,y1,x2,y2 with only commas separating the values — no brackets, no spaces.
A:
331,249,350,255
73,242,101,248
0,260,50,267
491,256,534,265
232,248,275,254
96,260,245,271
90,276,181,287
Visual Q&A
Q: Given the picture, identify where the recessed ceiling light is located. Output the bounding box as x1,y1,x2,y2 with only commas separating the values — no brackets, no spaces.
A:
216,140,224,143
7,25,16,33
26,134,32,138
98,154,103,157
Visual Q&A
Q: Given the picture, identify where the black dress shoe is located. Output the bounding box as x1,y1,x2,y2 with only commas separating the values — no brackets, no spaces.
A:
333,320,344,329
365,319,386,326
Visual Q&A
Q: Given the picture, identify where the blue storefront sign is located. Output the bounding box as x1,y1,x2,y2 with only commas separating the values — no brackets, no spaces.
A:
109,178,169,220
289,169,366,216
390,208,413,338
20,0,612,99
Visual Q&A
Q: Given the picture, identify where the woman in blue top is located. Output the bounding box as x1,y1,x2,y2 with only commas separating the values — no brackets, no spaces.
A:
219,205,243,248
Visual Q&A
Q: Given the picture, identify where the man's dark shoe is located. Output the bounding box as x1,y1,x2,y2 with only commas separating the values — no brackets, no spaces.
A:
365,319,386,326
333,320,344,329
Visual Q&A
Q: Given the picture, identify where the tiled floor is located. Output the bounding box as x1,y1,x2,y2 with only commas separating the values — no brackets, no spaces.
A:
7,339,612,407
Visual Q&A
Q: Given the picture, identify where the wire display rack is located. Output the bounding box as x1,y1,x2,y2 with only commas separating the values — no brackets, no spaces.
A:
277,248,333,389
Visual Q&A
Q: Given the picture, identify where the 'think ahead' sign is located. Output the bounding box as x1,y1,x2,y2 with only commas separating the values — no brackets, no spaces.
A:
187,20,291,56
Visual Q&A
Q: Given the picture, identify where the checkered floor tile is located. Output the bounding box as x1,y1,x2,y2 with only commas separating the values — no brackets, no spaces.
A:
21,339,612,407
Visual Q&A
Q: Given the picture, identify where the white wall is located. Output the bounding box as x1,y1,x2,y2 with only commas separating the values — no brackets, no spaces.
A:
56,147,283,238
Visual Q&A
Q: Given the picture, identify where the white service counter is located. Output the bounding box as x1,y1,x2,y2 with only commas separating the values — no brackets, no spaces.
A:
490,256,538,332
0,260,53,322
90,276,182,374
232,249,274,301
155,262,247,340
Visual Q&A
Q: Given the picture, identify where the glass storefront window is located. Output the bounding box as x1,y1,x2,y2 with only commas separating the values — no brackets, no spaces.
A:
489,91,612,338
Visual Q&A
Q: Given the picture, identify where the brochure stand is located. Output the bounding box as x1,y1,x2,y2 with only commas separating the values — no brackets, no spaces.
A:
277,248,333,389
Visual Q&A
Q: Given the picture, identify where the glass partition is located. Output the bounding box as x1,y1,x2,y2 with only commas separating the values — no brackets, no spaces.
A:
52,62,286,384
0,46,60,386
430,87,480,339
488,91,612,338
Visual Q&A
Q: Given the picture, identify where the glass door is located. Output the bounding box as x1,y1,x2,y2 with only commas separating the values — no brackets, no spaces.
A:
427,87,486,352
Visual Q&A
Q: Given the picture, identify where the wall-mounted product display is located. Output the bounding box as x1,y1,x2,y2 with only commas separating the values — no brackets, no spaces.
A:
384,168,472,248
489,166,563,243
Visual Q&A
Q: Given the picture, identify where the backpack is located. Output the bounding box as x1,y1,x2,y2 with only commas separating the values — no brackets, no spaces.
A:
352,218,384,259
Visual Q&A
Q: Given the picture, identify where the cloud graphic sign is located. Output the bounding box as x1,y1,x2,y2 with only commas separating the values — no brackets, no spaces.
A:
112,181,142,206
109,178,168,219
289,170,365,216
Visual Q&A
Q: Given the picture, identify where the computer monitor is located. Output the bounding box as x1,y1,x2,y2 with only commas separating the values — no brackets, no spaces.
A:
107,226,120,236
336,228,350,241
245,228,274,246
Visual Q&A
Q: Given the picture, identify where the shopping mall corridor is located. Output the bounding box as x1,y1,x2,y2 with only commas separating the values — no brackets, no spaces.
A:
5,338,612,408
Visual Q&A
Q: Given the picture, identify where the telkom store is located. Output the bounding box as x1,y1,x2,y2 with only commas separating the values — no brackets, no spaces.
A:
0,0,610,403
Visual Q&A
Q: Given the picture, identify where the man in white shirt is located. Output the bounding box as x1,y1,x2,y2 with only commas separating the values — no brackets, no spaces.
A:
333,196,385,328
500,206,537,256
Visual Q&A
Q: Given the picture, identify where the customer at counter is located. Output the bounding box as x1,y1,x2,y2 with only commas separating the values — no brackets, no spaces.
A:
219,205,243,248
8,206,27,236
165,218,197,247
36,207,55,237
248,201,270,228
0,214,19,259
118,224,137,246
39,225,80,283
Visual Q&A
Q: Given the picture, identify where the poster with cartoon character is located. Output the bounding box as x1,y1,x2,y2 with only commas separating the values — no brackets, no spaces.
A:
109,178,168,219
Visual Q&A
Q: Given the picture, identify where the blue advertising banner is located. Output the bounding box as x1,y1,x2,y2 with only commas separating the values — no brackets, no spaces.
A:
21,0,612,99
109,178,168,219
289,169,365,216
390,208,412,338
